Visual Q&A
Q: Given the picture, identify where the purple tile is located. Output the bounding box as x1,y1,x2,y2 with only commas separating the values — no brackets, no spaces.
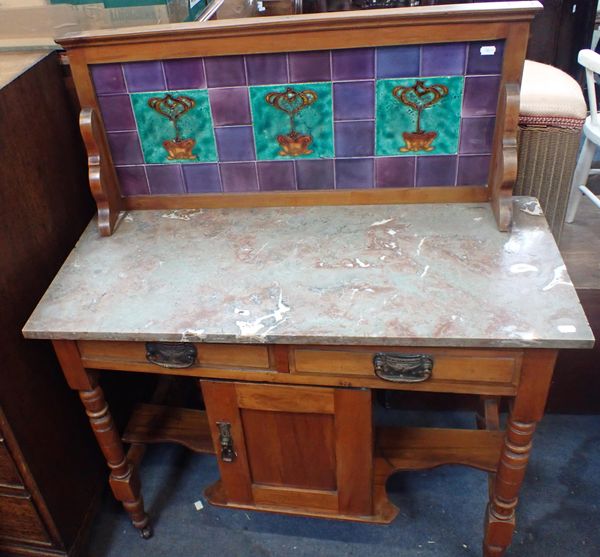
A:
98,95,136,132
416,155,457,187
220,162,258,192
91,64,126,95
182,164,222,193
289,51,331,83
163,58,206,90
209,88,251,127
246,53,288,85
215,127,255,161
421,43,466,76
205,56,246,88
146,165,185,194
335,121,375,157
295,160,335,190
332,48,374,80
467,41,504,75
375,157,416,188
115,166,149,196
459,117,496,154
457,155,491,186
257,161,296,191
462,76,501,117
123,61,166,93
333,81,374,121
376,46,420,78
335,159,374,189
107,132,144,165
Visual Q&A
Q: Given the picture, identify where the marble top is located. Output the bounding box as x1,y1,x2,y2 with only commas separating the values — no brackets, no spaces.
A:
23,198,594,349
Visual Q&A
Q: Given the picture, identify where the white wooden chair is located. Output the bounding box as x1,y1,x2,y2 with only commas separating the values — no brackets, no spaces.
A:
565,49,600,222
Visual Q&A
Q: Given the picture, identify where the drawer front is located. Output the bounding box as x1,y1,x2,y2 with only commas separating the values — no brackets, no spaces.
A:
0,492,50,545
78,341,271,373
290,347,522,392
0,439,23,489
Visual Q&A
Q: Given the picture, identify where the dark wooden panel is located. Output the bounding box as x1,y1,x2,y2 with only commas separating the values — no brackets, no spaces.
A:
0,438,23,489
241,409,337,491
0,493,51,546
0,52,101,554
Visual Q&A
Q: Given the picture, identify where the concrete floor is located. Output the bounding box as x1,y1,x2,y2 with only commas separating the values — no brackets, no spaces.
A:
83,412,600,557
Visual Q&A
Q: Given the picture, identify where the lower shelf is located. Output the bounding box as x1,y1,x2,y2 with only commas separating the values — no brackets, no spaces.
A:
122,403,504,522
122,403,214,454
376,426,504,474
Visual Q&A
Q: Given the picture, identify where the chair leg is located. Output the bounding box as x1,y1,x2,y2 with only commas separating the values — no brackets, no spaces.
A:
565,138,596,223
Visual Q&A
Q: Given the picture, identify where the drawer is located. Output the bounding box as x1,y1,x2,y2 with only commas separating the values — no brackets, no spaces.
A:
290,347,522,393
0,438,23,489
0,492,50,545
78,340,271,373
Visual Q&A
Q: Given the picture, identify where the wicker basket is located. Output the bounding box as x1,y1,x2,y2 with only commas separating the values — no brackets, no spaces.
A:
515,124,582,241
513,60,586,243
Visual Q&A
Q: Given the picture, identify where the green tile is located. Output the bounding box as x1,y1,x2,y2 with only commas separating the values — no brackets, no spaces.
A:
131,89,217,164
249,82,334,161
376,76,464,157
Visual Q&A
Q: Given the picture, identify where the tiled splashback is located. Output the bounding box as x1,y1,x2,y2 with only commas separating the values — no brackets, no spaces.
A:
91,41,503,195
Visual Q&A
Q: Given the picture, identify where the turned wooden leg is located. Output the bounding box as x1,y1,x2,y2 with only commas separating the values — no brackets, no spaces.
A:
80,385,151,538
483,350,557,557
52,340,151,538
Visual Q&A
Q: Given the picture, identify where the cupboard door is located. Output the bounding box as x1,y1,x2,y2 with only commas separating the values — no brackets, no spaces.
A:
201,381,373,518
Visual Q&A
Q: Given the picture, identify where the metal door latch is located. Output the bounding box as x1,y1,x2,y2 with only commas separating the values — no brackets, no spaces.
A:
217,421,236,462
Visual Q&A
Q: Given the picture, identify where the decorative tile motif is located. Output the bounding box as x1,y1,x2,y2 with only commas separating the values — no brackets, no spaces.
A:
376,76,464,156
130,89,217,164
250,82,334,160
93,40,504,195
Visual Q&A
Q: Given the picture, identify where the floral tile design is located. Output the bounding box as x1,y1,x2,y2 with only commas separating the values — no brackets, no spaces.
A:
130,89,217,164
249,82,334,161
92,40,503,195
376,76,464,157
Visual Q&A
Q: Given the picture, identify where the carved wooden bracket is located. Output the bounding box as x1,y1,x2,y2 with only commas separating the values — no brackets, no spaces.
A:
490,82,520,232
80,108,124,236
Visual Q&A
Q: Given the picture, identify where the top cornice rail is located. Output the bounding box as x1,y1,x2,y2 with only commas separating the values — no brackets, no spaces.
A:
56,1,542,49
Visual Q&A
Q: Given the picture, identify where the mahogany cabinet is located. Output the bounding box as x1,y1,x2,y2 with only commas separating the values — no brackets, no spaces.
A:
0,51,100,557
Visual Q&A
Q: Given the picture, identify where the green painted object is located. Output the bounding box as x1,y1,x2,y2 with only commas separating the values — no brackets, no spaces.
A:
376,76,464,157
131,89,217,164
249,82,334,161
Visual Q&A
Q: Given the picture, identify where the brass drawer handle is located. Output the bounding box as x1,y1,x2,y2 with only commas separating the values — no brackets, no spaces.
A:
373,353,433,383
145,342,197,369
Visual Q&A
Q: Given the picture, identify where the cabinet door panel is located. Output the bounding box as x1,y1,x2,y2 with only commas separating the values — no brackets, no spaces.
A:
201,380,373,517
242,409,336,490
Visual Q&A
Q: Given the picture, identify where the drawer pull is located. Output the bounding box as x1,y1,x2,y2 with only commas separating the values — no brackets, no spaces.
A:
217,421,236,462
145,342,197,368
373,353,433,383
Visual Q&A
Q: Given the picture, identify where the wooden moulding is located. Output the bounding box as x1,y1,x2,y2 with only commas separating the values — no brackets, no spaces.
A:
60,2,541,235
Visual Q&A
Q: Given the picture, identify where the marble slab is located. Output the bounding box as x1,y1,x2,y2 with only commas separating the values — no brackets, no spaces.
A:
23,198,594,348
